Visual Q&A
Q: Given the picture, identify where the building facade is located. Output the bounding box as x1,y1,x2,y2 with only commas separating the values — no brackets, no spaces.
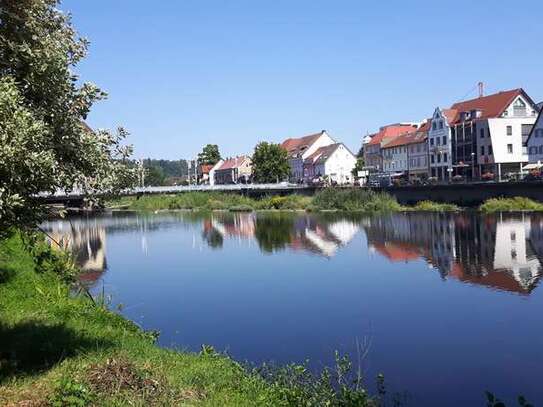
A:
527,108,543,163
364,124,418,172
428,108,456,180
449,89,538,180
281,131,335,182
382,123,429,181
303,143,357,184
214,156,252,184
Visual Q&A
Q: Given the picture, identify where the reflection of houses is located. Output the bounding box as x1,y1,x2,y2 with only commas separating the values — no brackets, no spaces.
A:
200,213,359,258
47,223,107,287
363,212,542,294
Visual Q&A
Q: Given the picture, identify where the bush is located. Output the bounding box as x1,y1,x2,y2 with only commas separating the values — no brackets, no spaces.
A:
312,188,401,212
480,197,543,212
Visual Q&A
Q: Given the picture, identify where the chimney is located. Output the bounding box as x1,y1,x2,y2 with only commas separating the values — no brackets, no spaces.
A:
478,82,484,98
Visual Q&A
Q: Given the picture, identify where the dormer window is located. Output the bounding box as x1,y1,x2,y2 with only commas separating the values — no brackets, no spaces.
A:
513,98,527,117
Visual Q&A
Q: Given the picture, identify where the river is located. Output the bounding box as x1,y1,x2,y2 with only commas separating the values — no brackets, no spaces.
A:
42,210,543,406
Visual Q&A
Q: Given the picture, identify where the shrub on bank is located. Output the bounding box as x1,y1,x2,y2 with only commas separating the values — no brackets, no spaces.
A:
312,188,402,212
480,197,543,212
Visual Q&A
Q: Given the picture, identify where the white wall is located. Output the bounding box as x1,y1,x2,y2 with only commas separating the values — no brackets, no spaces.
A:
289,132,335,180
486,118,534,164
428,108,452,172
324,144,357,184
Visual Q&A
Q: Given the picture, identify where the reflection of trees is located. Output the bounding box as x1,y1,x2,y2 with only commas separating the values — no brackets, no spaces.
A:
254,214,295,253
202,224,224,249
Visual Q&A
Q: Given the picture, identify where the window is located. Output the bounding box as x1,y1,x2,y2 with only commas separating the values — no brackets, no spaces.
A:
539,145,543,154
439,121,443,129
480,128,485,138
431,155,435,164
513,98,527,117
443,153,447,162
437,154,441,163
442,136,447,145
507,144,513,154
480,146,485,155
432,122,437,130
507,125,513,136
530,146,537,155
430,138,434,146
536,129,543,138
437,137,441,146
489,145,493,155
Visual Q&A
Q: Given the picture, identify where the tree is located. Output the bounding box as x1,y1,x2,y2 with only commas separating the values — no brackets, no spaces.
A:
251,142,290,184
197,144,221,165
352,157,365,177
0,0,136,233
145,166,167,186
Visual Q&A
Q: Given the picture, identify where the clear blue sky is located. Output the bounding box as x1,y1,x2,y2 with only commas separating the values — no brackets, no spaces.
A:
62,0,543,160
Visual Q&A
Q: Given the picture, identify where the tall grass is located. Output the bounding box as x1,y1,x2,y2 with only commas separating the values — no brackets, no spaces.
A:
311,188,402,212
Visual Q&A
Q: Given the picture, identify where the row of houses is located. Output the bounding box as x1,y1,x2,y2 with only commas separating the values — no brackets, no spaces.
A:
204,131,358,185
363,88,543,182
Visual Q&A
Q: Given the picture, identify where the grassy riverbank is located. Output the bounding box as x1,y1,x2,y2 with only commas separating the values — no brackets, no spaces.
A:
0,234,379,406
108,189,459,213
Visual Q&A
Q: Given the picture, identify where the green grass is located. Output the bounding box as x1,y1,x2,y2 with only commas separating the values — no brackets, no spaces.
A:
108,190,464,214
0,234,381,406
480,197,543,213
407,201,460,212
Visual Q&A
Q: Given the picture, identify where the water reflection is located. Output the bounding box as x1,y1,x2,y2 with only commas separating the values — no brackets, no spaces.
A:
42,211,543,294
363,212,542,294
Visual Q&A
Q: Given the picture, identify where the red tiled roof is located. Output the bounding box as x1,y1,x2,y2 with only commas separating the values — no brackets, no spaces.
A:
366,124,418,147
441,108,458,124
200,164,214,174
281,131,325,157
373,242,422,262
449,88,526,124
217,156,250,171
383,121,429,148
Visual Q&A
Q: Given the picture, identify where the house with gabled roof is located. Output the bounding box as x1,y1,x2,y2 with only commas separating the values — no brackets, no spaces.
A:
214,155,252,185
281,130,335,182
382,121,430,181
303,143,357,184
448,88,539,180
363,124,418,172
428,108,457,180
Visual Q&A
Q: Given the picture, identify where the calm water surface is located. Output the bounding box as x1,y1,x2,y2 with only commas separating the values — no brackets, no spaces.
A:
43,211,543,406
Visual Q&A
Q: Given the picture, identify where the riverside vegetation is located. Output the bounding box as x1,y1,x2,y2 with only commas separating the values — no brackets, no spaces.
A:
108,188,459,213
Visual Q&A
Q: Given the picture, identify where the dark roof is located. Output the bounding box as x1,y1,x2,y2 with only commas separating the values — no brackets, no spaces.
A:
281,131,326,158
304,143,344,164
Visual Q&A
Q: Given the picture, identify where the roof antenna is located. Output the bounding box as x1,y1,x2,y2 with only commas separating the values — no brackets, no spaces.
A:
478,82,484,98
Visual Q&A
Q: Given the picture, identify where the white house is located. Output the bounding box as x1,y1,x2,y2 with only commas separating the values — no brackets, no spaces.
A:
303,143,357,184
208,159,224,186
428,108,456,180
449,88,538,180
526,107,543,163
281,130,335,182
